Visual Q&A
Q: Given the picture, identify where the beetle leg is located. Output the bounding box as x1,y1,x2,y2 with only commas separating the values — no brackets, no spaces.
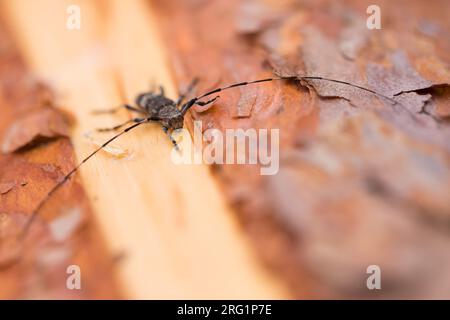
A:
162,126,180,151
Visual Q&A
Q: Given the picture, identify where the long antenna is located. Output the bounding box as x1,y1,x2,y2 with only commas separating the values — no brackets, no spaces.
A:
181,75,403,115
19,118,150,240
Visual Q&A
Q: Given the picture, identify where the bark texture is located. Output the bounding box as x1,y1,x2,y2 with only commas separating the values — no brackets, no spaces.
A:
0,21,120,299
155,0,450,298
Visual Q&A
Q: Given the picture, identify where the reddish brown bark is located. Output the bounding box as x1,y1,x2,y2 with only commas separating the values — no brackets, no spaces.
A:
0,22,120,299
154,0,450,298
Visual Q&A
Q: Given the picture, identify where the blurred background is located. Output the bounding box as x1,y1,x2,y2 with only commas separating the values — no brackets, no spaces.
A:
0,0,449,299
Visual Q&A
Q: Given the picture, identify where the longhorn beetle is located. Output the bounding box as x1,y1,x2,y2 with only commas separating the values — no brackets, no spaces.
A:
19,75,404,240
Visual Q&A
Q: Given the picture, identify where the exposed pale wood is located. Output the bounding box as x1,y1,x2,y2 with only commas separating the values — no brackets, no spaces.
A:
3,0,288,298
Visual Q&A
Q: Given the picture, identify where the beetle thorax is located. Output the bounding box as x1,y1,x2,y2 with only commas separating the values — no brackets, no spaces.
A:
136,94,183,130
158,105,184,129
